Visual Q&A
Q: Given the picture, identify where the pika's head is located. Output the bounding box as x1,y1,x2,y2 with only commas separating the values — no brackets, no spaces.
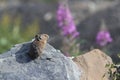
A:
35,34,49,41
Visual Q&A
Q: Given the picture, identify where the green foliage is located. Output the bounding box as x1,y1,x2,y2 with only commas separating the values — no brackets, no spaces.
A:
0,14,39,53
103,63,120,80
61,37,81,57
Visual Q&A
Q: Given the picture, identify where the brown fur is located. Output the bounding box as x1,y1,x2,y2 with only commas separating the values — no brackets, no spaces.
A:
28,34,49,59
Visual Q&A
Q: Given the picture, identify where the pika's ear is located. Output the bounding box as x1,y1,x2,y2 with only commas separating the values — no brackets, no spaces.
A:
35,34,40,41
35,34,38,39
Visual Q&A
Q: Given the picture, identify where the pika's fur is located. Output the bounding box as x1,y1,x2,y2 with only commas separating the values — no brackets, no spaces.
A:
28,34,49,59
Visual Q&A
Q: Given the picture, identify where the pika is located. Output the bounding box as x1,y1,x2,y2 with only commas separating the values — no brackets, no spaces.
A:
28,34,49,59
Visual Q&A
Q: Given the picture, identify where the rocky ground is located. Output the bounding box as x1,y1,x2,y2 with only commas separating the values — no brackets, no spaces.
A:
0,41,113,80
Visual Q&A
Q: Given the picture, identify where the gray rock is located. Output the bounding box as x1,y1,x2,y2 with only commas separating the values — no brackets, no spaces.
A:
0,42,81,80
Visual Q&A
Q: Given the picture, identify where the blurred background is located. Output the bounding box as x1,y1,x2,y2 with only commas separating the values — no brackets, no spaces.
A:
0,0,120,63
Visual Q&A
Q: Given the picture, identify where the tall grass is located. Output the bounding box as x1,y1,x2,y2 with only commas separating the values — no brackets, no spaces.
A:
0,14,39,53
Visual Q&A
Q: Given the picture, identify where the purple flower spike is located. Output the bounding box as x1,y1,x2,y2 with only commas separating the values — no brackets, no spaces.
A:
72,31,79,38
56,3,79,38
96,30,112,46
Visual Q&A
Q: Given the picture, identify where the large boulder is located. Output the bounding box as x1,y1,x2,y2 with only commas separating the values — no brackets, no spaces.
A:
73,49,113,80
0,42,81,80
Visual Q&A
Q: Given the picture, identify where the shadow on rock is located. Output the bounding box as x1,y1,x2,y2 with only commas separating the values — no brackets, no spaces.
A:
15,42,33,63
